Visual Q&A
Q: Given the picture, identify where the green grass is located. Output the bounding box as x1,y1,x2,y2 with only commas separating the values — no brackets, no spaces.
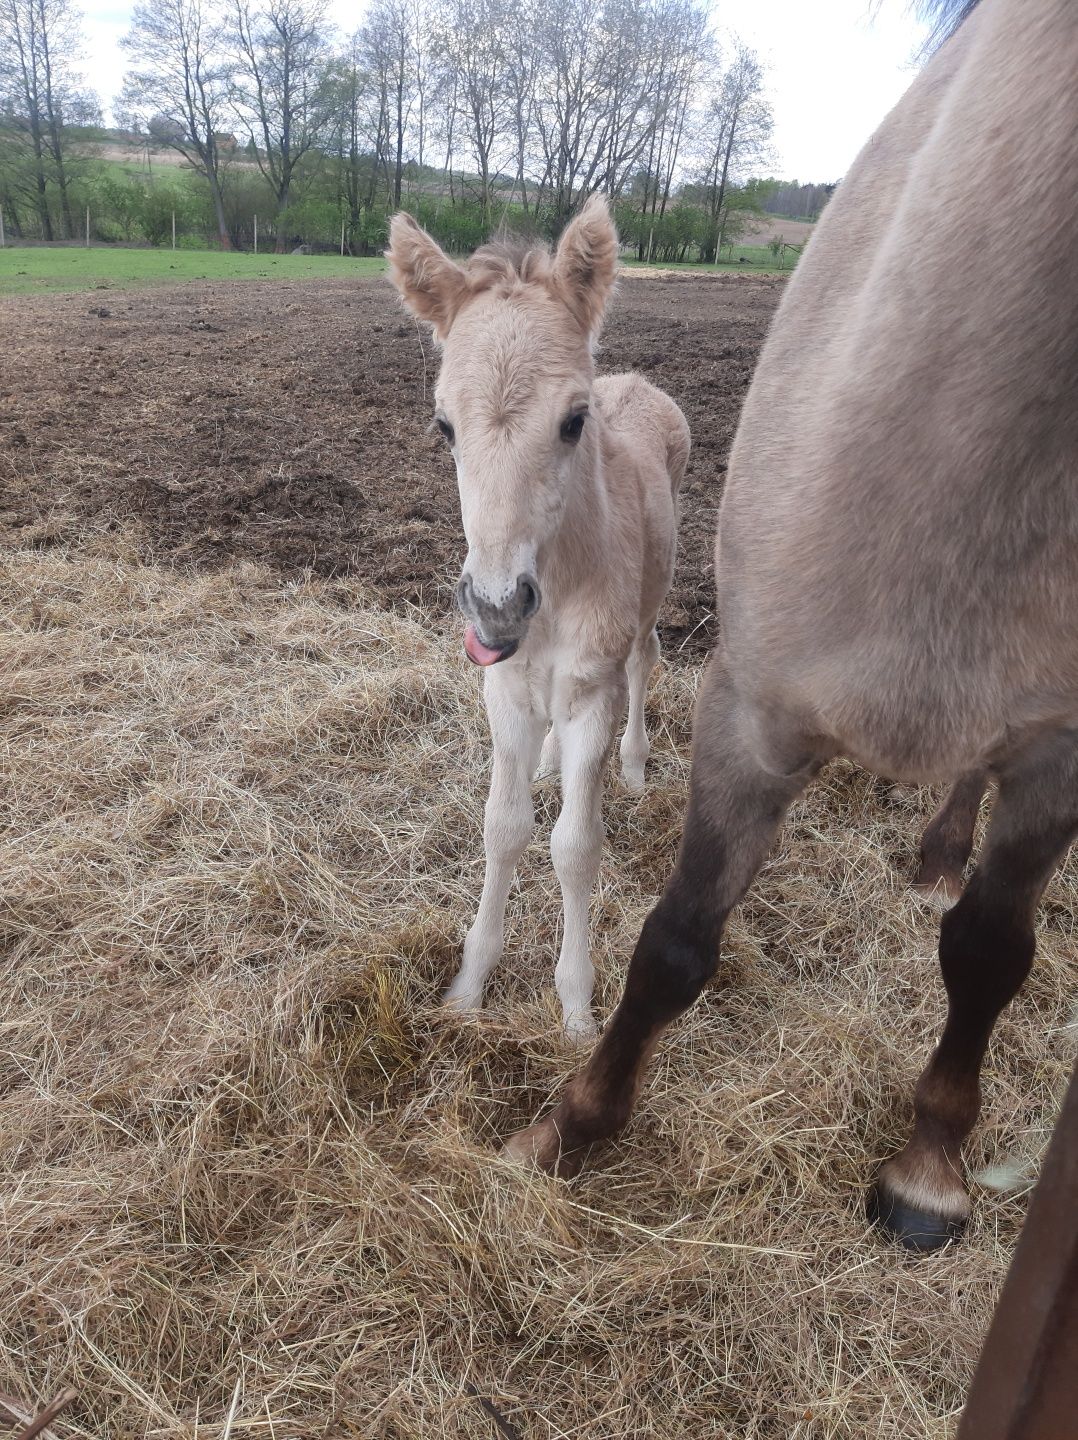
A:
0,239,795,299
0,246,387,296
622,243,798,276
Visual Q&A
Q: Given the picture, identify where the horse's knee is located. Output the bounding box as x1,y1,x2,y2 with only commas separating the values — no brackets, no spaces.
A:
938,884,1035,1019
624,902,719,1017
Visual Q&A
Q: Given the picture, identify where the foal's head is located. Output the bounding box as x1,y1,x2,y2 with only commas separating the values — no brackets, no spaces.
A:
388,197,618,665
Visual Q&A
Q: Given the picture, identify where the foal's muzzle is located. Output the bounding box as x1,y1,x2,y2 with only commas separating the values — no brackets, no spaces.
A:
456,572,542,666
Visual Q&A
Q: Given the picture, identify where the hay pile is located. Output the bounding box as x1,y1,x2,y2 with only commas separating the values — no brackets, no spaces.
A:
1,548,1074,1439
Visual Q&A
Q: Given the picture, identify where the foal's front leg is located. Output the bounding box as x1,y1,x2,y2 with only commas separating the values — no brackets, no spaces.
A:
550,670,626,1039
444,676,545,1012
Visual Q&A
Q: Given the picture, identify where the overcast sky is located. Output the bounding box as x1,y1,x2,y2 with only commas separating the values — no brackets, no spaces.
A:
81,0,930,183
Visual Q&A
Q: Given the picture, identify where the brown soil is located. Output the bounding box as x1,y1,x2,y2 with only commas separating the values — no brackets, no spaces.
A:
740,214,816,246
0,272,783,659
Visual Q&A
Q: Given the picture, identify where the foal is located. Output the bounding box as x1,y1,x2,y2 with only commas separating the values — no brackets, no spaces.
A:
505,0,1078,1249
388,198,689,1037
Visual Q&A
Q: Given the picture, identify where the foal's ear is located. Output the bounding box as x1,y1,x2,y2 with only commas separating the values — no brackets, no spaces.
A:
552,194,619,337
386,212,468,340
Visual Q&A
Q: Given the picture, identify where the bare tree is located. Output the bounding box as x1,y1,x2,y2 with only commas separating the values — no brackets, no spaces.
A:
695,38,773,252
530,0,609,224
326,33,369,245
428,48,459,203
230,0,333,249
500,0,538,210
0,0,53,236
358,0,416,209
435,0,513,221
591,0,658,201
0,0,97,239
100,0,774,252
409,0,431,170
122,0,234,248
636,0,710,220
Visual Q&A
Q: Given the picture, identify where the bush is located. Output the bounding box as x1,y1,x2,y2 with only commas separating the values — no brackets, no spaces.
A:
137,182,192,246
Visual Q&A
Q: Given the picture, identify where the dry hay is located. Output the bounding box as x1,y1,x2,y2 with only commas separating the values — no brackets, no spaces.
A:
1,547,1075,1440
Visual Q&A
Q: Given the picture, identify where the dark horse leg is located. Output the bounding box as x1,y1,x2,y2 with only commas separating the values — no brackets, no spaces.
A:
914,768,989,905
503,660,817,1174
873,728,1078,1250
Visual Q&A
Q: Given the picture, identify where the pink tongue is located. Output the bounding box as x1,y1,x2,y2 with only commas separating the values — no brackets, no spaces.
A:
464,625,503,666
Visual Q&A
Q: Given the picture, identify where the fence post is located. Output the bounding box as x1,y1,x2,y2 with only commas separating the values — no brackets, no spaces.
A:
85,206,91,248
340,218,345,257
172,211,176,250
0,206,5,249
254,213,258,254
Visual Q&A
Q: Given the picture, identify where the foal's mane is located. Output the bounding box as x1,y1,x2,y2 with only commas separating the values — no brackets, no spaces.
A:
466,235,553,294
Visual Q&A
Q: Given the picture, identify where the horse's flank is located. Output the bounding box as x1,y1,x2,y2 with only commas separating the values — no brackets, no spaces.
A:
721,0,1078,780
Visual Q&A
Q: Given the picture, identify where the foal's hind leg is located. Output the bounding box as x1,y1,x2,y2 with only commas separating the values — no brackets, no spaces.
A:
504,660,816,1172
535,725,561,782
620,627,661,794
873,731,1078,1251
913,768,988,906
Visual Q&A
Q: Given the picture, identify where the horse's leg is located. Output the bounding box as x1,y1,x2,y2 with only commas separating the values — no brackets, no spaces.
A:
444,677,545,1011
914,768,988,905
874,730,1078,1251
505,660,816,1170
550,671,626,1040
620,626,661,794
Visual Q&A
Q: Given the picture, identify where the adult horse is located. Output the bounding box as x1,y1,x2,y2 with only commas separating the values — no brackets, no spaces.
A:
505,0,1078,1251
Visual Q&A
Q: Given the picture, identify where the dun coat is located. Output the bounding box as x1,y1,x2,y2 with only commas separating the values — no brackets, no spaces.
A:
504,0,1078,1251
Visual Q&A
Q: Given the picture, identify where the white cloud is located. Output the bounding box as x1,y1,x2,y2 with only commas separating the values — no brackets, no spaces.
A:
80,0,929,182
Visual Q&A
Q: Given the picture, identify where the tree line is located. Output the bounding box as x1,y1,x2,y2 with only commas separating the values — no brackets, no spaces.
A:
1,0,831,259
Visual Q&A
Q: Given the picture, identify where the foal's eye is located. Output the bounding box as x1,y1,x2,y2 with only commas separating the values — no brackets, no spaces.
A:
435,417,455,444
561,411,586,443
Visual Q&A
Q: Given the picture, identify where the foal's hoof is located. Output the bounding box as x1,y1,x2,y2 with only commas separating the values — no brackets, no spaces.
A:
620,768,646,796
441,981,483,1013
868,1181,967,1252
562,1011,598,1045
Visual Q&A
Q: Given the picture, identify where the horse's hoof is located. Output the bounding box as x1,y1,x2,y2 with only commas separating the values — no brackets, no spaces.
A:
501,1117,588,1178
912,865,964,910
868,1182,967,1252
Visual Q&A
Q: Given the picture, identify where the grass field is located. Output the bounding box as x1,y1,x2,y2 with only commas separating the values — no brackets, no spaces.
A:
622,243,800,276
0,243,795,297
0,246,386,296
